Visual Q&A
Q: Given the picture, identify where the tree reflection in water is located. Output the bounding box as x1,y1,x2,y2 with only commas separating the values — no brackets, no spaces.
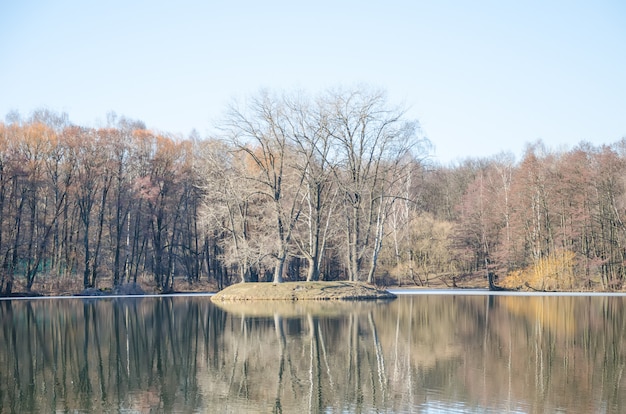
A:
0,295,625,413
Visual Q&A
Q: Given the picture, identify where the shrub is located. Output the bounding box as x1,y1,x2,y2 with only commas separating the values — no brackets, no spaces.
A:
500,251,576,291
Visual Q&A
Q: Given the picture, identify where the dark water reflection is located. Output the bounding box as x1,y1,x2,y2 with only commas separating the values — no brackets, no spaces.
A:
0,294,625,413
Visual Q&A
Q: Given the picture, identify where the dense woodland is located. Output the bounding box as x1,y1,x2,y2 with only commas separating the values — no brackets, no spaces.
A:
1,87,625,294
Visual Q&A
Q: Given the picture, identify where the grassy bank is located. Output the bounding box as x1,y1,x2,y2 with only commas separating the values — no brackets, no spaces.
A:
210,281,396,301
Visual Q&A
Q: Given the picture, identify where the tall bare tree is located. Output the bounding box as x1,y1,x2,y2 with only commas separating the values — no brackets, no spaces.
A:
286,94,337,281
323,87,425,282
197,139,266,283
221,91,308,283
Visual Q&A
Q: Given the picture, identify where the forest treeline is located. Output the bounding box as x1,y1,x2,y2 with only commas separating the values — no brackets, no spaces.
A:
1,87,625,294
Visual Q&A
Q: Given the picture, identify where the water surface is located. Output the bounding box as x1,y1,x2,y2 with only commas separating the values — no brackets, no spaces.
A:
0,294,624,413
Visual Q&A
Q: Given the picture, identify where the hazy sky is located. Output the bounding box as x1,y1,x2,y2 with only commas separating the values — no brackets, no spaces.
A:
1,1,625,164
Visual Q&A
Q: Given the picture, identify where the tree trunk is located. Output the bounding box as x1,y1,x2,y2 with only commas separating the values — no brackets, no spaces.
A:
274,252,286,283
348,202,361,282
306,257,320,282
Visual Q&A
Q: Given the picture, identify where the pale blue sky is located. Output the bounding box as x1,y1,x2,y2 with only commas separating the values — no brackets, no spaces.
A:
1,1,625,164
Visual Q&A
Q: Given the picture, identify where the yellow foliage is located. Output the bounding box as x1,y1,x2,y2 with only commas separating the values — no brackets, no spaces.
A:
379,213,456,285
500,250,576,291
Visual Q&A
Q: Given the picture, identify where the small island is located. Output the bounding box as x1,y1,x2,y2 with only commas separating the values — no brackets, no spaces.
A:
210,281,396,302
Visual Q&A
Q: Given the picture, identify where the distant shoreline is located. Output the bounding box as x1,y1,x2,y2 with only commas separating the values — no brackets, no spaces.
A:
2,273,624,300
2,287,625,300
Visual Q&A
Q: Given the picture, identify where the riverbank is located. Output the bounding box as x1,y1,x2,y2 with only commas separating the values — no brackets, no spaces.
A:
0,278,399,299
2,272,620,298
10,271,597,299
0,277,218,298
0,271,496,298
211,281,396,301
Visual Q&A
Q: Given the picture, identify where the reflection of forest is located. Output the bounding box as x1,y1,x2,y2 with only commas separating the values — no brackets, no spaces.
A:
0,296,624,412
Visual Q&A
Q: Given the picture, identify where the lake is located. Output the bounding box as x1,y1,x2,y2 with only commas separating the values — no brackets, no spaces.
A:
1,292,625,413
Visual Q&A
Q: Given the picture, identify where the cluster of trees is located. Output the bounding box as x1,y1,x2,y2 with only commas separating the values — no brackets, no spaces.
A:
198,88,427,285
0,110,204,294
447,142,626,290
1,87,625,294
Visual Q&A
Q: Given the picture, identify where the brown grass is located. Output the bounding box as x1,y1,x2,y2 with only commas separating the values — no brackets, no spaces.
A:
210,281,396,302
3,274,219,297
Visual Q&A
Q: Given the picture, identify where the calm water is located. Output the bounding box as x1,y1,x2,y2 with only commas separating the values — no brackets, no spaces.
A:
1,293,625,413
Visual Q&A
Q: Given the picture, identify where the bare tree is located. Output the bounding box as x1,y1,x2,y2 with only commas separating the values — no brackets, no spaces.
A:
220,91,308,283
196,139,266,283
322,87,426,283
285,94,338,281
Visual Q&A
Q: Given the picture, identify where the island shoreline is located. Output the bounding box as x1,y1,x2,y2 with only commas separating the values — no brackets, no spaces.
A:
210,281,397,302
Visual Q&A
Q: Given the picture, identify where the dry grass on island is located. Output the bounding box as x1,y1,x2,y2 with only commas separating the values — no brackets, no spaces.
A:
210,281,396,302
